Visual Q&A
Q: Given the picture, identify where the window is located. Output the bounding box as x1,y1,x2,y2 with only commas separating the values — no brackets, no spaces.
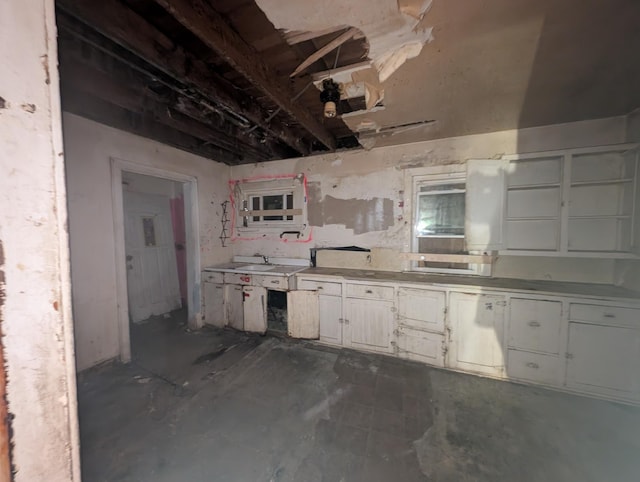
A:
407,166,486,275
233,175,308,236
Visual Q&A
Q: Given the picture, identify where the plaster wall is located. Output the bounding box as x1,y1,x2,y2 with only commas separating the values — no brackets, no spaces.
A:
63,113,232,371
231,116,627,284
0,1,80,479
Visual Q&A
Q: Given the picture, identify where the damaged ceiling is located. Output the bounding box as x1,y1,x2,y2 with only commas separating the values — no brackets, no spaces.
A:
56,0,640,164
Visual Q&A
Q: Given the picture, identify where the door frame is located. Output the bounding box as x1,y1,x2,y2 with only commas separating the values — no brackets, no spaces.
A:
111,157,201,363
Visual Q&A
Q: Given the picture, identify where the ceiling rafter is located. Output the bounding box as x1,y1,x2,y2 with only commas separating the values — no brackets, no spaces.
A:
152,0,337,151
56,0,310,156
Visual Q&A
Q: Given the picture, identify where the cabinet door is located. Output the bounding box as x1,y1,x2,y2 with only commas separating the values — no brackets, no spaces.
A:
344,298,394,354
397,287,445,333
397,326,445,367
319,294,343,345
225,284,244,331
566,322,640,400
242,286,267,334
466,159,505,251
449,292,506,377
508,298,562,354
203,282,225,327
287,291,319,339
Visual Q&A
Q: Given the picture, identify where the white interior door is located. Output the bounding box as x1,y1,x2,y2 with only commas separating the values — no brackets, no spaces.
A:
124,191,181,322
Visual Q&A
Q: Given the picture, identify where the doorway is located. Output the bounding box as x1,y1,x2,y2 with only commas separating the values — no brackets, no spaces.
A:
111,158,200,363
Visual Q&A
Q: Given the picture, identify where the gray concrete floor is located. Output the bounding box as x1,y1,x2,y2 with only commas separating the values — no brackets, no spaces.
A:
77,310,640,481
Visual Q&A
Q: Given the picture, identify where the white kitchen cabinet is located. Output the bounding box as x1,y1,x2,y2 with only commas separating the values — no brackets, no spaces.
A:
465,159,506,251
287,291,319,339
203,282,225,327
319,294,343,345
396,326,445,366
242,286,267,334
397,287,445,333
508,298,562,354
396,287,446,366
225,284,244,331
566,322,640,401
449,292,506,377
344,297,394,354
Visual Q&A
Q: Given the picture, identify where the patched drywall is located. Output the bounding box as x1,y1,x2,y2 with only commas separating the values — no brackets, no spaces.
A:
63,113,232,370
308,182,395,235
230,116,628,284
0,0,80,479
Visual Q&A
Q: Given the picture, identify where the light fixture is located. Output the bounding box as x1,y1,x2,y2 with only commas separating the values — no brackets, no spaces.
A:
320,79,341,118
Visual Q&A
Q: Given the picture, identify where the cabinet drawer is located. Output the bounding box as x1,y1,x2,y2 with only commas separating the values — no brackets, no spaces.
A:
298,279,342,296
252,275,288,290
509,298,562,354
507,349,561,386
224,272,254,285
569,303,640,328
202,271,224,284
396,326,444,367
346,283,394,300
398,287,445,333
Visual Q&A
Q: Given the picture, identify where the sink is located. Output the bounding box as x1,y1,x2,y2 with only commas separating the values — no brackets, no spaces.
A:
237,264,274,272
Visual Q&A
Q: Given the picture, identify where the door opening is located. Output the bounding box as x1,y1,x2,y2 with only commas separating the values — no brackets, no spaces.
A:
111,158,200,363
267,290,288,334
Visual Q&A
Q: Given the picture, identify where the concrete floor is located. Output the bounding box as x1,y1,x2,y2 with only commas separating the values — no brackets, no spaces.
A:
77,311,640,482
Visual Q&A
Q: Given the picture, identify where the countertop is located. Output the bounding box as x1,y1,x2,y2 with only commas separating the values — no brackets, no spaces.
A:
203,262,307,276
298,267,640,301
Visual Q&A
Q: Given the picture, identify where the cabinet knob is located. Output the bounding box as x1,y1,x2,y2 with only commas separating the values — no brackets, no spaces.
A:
365,290,373,294
528,321,541,327
526,362,539,369
603,313,616,318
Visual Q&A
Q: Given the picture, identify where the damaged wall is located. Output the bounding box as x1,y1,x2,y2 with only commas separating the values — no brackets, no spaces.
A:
0,0,80,480
231,116,628,284
64,113,232,371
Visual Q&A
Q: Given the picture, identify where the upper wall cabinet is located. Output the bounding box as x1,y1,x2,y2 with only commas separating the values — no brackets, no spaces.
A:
466,145,640,257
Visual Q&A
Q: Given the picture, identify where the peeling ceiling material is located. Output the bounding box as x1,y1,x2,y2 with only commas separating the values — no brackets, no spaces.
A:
255,0,434,82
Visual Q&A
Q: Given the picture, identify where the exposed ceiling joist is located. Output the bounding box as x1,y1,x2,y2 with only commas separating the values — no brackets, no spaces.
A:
60,57,273,162
56,0,309,156
290,27,360,78
152,0,337,151
283,25,366,45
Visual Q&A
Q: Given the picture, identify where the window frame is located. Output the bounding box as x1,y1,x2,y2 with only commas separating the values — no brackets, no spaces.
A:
406,165,486,275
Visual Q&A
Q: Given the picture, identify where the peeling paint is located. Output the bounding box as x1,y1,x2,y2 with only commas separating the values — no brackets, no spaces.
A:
0,97,6,110
256,0,433,83
20,104,36,114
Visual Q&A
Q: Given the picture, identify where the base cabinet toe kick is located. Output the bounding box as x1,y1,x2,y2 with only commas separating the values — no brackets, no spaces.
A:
295,273,640,406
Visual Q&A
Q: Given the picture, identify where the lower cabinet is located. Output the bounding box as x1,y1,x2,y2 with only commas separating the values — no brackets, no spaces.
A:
203,282,225,327
242,286,267,334
449,292,506,377
344,297,394,354
566,322,640,402
225,284,244,331
396,326,445,366
319,294,343,345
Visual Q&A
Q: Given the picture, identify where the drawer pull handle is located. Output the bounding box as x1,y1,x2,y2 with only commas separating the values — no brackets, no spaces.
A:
317,286,323,290
526,362,539,369
528,321,541,327
270,280,280,284
603,313,616,318
365,290,373,294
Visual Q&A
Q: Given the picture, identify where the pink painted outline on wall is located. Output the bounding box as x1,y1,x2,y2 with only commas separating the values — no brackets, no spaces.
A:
228,173,313,243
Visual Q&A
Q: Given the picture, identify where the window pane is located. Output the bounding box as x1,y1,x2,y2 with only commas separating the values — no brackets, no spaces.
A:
286,194,294,220
252,197,260,222
142,217,156,247
263,194,284,221
417,192,465,236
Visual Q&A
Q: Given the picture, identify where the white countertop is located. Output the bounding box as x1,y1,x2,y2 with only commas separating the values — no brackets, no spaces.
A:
203,262,308,276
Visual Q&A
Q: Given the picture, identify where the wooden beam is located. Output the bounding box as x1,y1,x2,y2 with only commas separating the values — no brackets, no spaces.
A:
284,26,364,45
56,1,309,155
62,91,241,164
59,56,271,161
290,28,360,78
153,0,337,150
